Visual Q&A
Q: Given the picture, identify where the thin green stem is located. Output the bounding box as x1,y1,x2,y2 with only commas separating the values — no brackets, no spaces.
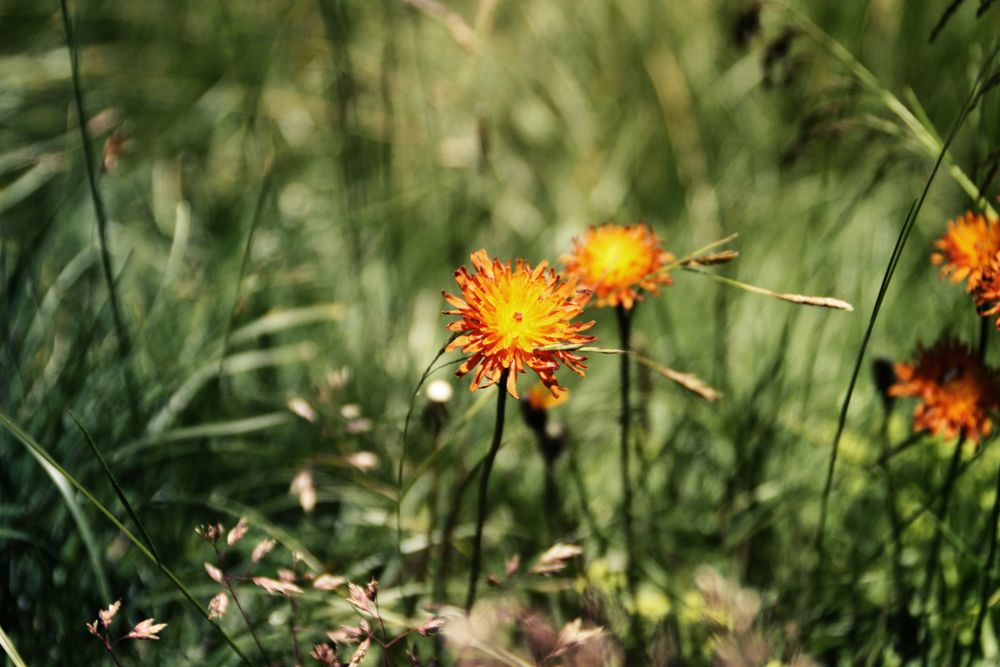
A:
465,369,509,613
967,459,1000,665
919,439,965,665
215,546,272,667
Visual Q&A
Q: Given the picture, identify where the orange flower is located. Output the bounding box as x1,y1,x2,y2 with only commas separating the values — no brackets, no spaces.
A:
932,211,1000,292
562,223,675,309
443,250,596,399
525,383,570,411
889,339,1000,443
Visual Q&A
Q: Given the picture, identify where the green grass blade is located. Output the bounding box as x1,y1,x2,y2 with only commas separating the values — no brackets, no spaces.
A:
0,412,252,665
69,410,162,564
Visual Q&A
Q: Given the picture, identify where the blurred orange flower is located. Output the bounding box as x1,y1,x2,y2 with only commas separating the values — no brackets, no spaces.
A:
443,250,595,399
526,383,570,411
932,211,1000,292
562,223,674,309
889,339,1000,443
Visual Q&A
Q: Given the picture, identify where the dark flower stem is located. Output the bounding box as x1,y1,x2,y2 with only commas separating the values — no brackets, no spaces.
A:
616,306,638,601
918,437,964,665
465,368,510,613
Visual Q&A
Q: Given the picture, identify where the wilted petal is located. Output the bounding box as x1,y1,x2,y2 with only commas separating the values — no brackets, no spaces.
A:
346,583,371,615
99,600,121,628
314,574,347,590
252,576,303,596
530,543,583,575
227,518,249,546
252,538,277,563
127,618,167,640
348,637,371,667
204,562,224,583
208,592,229,620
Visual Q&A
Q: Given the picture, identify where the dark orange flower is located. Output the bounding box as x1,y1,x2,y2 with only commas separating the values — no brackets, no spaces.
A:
562,223,674,309
889,339,1000,443
443,250,596,399
932,211,1000,292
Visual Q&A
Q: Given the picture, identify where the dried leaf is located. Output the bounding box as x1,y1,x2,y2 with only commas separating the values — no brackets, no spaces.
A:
127,618,167,640
640,359,722,402
416,617,447,636
208,592,229,620
314,574,347,590
343,451,378,471
530,543,583,575
252,538,277,563
549,619,605,658
204,562,224,584
288,397,318,423
99,600,121,627
348,637,371,667
290,470,317,514
311,643,340,667
346,583,372,615
227,518,249,546
252,576,303,596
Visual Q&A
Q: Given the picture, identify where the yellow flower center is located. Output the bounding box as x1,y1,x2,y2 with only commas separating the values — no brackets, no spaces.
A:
487,273,560,354
579,227,654,288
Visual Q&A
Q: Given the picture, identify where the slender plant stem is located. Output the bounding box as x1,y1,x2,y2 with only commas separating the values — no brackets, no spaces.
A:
877,416,905,622
103,643,124,667
289,596,302,667
58,0,139,434
214,547,272,667
465,368,509,613
968,458,1000,665
544,457,559,541
616,306,638,600
918,439,965,665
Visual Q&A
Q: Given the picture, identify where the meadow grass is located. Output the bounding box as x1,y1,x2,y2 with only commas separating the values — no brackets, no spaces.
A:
2,0,1000,664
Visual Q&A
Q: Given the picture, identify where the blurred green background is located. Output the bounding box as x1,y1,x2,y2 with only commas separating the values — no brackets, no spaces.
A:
2,0,1000,664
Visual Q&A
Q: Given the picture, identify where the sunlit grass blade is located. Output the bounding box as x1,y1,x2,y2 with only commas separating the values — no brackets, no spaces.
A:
0,623,28,667
683,266,854,311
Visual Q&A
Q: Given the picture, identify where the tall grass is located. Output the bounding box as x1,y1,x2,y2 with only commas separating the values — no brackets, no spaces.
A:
1,0,1000,664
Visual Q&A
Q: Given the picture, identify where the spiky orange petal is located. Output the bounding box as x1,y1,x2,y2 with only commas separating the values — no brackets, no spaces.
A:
443,250,596,398
561,223,674,309
932,211,1000,292
889,339,1000,444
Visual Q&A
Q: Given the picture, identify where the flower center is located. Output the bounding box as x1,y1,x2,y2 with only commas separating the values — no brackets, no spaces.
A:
584,232,650,286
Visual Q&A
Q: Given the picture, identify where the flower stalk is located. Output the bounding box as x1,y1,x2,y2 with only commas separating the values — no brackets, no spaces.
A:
465,368,510,613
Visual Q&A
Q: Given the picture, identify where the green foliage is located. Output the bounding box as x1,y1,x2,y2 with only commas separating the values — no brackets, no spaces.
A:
2,0,1000,664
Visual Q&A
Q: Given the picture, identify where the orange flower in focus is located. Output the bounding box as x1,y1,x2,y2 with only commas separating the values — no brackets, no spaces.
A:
932,211,1000,292
562,223,674,309
443,250,596,399
889,339,1000,443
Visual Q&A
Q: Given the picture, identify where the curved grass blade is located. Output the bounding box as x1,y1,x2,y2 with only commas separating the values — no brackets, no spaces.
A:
26,445,112,604
0,412,252,665
815,39,1000,563
69,410,161,564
